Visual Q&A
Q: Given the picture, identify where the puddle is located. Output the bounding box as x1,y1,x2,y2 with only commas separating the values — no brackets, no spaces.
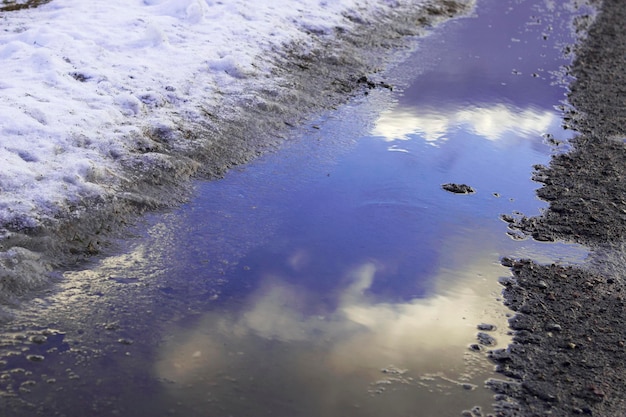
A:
0,0,592,416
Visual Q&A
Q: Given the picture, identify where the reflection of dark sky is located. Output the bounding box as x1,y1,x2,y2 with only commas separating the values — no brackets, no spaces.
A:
402,0,575,108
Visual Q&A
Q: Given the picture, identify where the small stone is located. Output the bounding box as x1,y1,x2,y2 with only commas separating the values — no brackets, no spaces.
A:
500,257,515,267
469,343,484,352
26,354,45,362
498,276,515,286
537,280,548,289
545,323,562,332
442,183,475,194
489,348,511,362
471,406,483,416
477,323,497,331
477,332,497,346
533,232,554,242
589,385,605,398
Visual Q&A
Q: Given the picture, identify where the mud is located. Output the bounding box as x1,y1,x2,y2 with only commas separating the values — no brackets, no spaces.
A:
490,260,626,416
490,0,626,415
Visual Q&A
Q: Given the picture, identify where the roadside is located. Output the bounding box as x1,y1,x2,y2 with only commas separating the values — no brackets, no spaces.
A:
491,0,626,415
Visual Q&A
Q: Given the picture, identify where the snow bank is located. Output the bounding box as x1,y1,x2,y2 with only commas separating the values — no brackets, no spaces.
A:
0,0,373,229
0,0,473,306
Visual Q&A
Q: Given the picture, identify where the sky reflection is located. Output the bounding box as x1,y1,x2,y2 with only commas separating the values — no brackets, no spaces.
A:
0,1,592,416
153,243,511,417
373,103,556,143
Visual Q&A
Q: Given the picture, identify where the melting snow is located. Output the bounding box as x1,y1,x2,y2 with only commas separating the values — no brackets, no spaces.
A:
0,0,426,229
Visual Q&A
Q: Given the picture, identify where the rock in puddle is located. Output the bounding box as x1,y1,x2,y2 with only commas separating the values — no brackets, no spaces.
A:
477,332,497,346
442,183,475,194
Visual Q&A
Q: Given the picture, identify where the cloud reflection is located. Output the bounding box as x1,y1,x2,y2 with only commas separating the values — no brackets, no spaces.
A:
372,103,556,143
237,263,496,371
154,256,509,388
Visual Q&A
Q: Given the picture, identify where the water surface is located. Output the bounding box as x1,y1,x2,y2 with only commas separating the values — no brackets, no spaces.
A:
0,1,591,416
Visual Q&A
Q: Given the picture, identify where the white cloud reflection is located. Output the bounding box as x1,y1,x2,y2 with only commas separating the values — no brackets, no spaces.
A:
372,103,556,143
234,262,503,371
154,254,511,388
149,231,515,416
